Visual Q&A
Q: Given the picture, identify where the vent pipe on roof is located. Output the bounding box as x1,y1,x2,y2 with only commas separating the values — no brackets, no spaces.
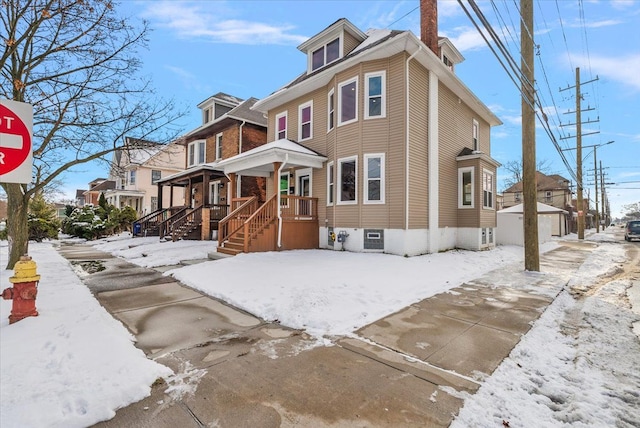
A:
420,0,439,56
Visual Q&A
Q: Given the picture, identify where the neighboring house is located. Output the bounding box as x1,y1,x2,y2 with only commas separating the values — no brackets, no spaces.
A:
83,178,115,205
104,137,185,216
74,189,86,207
502,171,572,210
213,0,501,256
139,93,268,240
502,171,572,235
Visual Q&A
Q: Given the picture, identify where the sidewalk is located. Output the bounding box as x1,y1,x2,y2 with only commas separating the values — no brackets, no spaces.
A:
56,241,596,427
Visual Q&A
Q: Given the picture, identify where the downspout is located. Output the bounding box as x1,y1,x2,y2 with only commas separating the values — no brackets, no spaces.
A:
406,46,422,230
238,120,246,154
276,153,289,248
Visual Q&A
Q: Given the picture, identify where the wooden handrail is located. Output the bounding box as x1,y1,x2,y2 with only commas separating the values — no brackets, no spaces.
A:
242,195,278,252
158,206,189,239
218,196,258,243
171,204,203,241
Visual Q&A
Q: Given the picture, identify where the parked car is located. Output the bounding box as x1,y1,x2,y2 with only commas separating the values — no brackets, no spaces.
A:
624,220,640,242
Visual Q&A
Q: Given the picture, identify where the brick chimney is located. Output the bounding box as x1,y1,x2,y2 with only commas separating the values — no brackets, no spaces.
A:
420,0,439,56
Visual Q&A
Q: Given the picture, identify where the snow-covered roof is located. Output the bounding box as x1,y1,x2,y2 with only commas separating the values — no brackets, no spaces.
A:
216,139,327,177
499,202,568,214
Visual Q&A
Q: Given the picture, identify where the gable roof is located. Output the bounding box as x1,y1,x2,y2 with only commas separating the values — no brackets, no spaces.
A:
253,23,501,127
197,92,244,109
503,171,571,193
186,97,267,141
216,139,327,177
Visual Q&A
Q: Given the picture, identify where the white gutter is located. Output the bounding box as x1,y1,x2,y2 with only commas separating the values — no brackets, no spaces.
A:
276,153,289,248
406,46,422,230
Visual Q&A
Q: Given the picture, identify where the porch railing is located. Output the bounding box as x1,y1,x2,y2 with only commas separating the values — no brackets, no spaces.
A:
134,206,187,237
218,196,258,244
158,206,189,239
243,195,278,252
280,195,317,220
170,204,203,241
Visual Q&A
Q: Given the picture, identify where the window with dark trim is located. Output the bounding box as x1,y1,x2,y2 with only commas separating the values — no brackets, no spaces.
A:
151,170,161,184
338,157,357,204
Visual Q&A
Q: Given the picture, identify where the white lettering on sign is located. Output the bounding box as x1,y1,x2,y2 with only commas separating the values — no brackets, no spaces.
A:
0,115,15,129
0,151,4,164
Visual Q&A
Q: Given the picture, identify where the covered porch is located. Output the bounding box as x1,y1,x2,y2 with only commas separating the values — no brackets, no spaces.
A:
133,165,230,240
215,139,327,256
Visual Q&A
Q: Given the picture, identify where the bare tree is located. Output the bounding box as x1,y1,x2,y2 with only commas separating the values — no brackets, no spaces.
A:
1,0,184,268
501,158,552,191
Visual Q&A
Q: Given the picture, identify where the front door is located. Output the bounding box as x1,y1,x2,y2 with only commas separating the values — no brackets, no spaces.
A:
296,168,312,216
209,180,221,205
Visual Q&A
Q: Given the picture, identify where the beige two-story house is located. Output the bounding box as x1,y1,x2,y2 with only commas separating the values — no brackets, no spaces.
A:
214,0,502,256
105,137,185,216
502,171,572,210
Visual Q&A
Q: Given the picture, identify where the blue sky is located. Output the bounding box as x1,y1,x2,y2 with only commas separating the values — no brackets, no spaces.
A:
62,0,640,218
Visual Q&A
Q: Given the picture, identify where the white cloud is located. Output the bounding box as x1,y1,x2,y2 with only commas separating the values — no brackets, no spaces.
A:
442,25,488,52
611,0,636,10
567,18,623,29
141,1,307,45
164,65,211,93
575,53,640,92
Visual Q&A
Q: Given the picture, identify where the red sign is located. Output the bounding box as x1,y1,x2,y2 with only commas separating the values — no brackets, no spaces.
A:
0,100,33,184
0,104,32,175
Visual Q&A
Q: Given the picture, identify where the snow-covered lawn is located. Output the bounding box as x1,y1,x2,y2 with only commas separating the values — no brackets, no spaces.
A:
2,227,638,427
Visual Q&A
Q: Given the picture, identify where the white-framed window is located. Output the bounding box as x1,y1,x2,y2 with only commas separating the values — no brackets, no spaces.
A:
483,169,494,209
150,196,158,211
545,190,553,202
338,156,357,204
327,89,335,132
187,140,206,167
215,133,223,160
338,77,358,126
311,37,340,71
472,119,479,151
364,153,385,204
327,161,334,206
298,101,313,141
458,166,474,208
129,169,136,186
515,192,522,202
365,71,386,119
276,111,287,140
151,170,161,184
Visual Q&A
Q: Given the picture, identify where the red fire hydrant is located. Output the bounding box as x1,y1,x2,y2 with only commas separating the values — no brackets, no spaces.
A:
2,255,40,324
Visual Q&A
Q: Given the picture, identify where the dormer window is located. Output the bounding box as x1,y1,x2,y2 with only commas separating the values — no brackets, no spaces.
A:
311,38,340,71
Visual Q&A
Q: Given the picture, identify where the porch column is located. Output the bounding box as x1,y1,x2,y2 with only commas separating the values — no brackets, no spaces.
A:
157,182,163,209
272,162,282,197
229,173,237,207
169,184,174,207
203,172,210,207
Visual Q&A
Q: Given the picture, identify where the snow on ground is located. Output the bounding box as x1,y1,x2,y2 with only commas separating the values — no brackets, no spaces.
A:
451,237,640,427
2,226,638,427
0,241,171,428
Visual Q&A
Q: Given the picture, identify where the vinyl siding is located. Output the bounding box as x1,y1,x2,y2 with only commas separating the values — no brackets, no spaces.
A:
343,32,360,56
438,83,492,228
407,58,429,229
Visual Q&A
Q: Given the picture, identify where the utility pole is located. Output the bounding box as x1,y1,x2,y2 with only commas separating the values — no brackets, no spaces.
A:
594,145,599,232
521,0,539,271
600,161,606,224
559,69,599,239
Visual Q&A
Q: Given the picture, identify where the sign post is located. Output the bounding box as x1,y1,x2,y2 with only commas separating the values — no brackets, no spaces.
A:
0,99,33,184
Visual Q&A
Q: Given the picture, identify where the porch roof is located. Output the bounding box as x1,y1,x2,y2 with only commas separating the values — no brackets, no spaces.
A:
104,189,145,198
156,164,225,186
216,139,327,177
